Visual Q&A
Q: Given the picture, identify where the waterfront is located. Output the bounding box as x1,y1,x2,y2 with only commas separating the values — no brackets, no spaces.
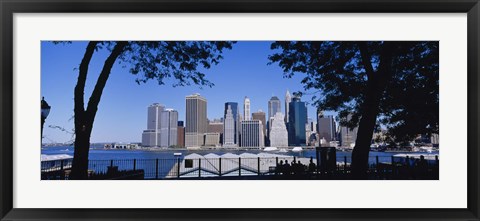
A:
41,145,438,164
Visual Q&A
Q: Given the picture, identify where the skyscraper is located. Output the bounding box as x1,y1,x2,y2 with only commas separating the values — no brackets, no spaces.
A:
267,96,281,143
177,121,185,148
269,112,288,147
252,110,266,145
240,120,264,148
318,115,336,142
288,96,307,146
340,126,358,148
160,109,178,147
185,93,207,147
268,96,281,120
223,105,236,147
339,114,358,148
285,90,291,123
142,103,164,147
244,96,251,121
224,102,239,145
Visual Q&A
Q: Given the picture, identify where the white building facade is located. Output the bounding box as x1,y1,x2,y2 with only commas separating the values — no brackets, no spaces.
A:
142,103,164,147
160,109,178,147
285,90,291,123
269,113,289,147
244,96,251,121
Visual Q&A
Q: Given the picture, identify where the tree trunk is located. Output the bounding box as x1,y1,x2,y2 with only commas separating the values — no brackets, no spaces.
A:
351,42,395,179
70,41,128,180
69,41,98,180
70,127,92,179
351,78,382,179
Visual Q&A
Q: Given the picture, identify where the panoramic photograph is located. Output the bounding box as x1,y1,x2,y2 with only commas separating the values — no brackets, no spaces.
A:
41,41,439,180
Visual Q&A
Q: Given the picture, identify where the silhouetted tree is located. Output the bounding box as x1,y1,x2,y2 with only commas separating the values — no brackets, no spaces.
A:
64,41,234,179
269,41,438,179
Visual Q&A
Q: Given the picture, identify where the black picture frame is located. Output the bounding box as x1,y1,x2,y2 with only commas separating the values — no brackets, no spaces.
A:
1,0,479,220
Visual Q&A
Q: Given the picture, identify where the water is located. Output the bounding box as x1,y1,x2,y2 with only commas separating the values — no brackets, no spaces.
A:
41,145,438,164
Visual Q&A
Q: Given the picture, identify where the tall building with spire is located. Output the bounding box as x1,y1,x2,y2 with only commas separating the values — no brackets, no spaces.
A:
224,102,239,146
244,96,251,121
185,93,207,147
223,105,236,147
285,90,291,123
142,103,164,147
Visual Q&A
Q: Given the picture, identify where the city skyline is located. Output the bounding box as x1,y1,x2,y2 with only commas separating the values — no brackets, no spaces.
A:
41,41,334,143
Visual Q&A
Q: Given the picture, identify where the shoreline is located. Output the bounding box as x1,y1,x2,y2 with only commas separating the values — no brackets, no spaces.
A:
43,146,438,154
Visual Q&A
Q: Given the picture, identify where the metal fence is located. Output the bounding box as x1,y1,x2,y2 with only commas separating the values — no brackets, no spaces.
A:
41,155,439,180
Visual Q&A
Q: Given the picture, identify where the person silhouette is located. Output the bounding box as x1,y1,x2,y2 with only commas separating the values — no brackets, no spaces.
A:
308,157,316,174
277,160,284,175
284,160,291,176
296,160,305,175
291,160,297,175
416,155,428,179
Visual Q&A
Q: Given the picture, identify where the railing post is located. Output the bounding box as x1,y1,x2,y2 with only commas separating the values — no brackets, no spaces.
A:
110,160,113,168
219,158,222,177
133,159,136,171
391,156,395,177
198,158,201,178
344,156,347,173
155,158,159,179
275,157,278,175
60,160,64,180
177,158,181,178
258,157,261,176
376,156,379,176
239,157,241,177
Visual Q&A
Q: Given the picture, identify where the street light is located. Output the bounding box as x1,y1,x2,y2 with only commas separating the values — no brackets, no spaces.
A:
41,96,51,142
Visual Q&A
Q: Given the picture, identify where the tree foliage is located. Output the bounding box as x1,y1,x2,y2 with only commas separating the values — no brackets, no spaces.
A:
67,41,234,179
269,41,438,143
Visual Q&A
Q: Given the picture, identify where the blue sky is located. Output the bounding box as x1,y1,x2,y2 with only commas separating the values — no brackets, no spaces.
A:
41,41,335,143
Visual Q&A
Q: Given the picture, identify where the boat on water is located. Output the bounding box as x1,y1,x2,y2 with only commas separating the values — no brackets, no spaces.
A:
263,147,278,152
278,148,288,153
292,147,303,152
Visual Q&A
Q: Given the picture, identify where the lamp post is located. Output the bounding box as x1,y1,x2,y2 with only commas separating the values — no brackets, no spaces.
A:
41,96,51,142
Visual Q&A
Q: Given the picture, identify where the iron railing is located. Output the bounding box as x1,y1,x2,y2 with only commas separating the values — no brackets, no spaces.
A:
41,155,439,180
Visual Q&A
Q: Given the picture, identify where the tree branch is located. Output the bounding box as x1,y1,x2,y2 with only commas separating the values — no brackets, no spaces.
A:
75,41,98,123
377,42,395,84
85,41,128,125
357,42,375,80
